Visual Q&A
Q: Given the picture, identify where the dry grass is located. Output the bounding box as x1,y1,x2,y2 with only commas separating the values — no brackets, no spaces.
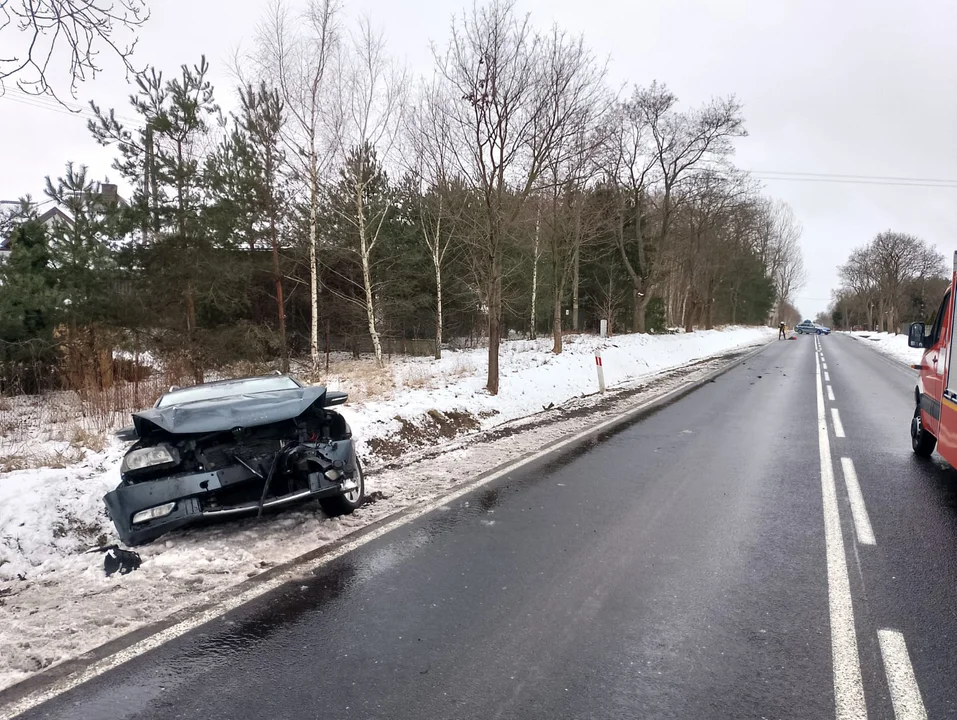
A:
319,359,397,403
69,426,108,453
0,446,86,472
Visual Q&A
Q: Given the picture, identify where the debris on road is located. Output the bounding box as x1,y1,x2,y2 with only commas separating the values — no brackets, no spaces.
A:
102,546,142,577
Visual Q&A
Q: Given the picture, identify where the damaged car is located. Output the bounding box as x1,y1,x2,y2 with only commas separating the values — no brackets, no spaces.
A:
105,374,364,546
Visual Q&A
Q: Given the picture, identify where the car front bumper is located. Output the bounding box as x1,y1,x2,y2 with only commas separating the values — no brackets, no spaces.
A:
105,439,358,546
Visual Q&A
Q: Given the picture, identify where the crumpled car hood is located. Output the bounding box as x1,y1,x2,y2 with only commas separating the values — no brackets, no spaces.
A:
132,386,329,437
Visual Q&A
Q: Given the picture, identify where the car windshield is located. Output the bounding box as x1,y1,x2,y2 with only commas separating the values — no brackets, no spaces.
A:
156,376,300,408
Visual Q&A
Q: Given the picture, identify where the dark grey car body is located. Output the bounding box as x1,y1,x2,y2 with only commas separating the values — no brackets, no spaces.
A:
105,377,361,546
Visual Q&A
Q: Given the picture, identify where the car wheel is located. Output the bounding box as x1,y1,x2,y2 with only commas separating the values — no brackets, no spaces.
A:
912,405,937,457
319,460,365,516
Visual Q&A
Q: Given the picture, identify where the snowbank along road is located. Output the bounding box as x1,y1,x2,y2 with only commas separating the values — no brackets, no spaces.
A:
5,332,957,719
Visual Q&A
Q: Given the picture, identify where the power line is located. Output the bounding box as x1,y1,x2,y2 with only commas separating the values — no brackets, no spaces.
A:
0,89,142,126
750,174,957,189
749,169,957,184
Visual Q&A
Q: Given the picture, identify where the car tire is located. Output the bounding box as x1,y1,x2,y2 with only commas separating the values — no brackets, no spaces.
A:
912,405,937,457
320,460,365,516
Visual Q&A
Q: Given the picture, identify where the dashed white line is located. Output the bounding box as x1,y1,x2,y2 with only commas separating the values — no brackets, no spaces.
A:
879,629,927,720
827,385,836,402
816,347,867,718
825,371,831,383
823,362,829,370
840,458,875,545
831,408,846,438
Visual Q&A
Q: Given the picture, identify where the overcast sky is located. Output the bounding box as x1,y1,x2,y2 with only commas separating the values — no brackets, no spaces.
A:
2,0,955,317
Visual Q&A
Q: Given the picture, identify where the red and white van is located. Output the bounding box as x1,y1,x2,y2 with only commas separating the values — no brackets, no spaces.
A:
908,257,957,459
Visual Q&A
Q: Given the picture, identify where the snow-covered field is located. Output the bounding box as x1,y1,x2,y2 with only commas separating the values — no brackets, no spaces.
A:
848,331,923,366
0,326,772,691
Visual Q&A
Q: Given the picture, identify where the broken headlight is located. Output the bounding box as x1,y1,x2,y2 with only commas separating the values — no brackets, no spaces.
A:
121,445,179,475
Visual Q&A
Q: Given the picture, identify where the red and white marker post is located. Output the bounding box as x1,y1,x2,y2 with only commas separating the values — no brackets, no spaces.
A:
595,352,606,393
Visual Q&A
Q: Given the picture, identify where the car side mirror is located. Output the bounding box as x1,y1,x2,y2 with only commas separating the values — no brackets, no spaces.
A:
908,322,927,349
115,425,138,442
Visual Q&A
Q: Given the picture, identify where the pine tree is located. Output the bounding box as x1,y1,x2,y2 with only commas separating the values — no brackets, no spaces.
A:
0,220,61,392
90,57,221,381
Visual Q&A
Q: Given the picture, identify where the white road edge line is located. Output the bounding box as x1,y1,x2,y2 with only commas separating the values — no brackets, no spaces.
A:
828,385,836,402
878,629,927,720
816,350,868,719
840,458,875,546
0,347,768,719
831,408,846,438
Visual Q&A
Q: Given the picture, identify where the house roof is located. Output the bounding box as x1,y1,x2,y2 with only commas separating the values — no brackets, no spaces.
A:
37,207,74,228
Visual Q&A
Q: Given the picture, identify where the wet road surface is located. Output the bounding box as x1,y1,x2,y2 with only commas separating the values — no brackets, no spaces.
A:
11,334,957,719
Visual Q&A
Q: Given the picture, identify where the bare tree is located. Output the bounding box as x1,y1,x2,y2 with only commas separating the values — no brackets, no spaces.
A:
604,91,658,333
762,200,805,321
407,80,459,358
328,19,407,366
0,0,149,100
838,232,944,332
434,0,604,393
252,0,339,374
607,83,745,332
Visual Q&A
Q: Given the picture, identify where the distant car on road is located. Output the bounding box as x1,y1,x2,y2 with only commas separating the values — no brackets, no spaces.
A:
795,320,829,335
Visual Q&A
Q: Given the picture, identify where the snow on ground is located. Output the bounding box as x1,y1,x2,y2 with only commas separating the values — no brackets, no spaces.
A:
0,326,772,691
847,331,923,366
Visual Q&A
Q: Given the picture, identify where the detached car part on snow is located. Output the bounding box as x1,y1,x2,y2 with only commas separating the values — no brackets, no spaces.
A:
104,375,364,546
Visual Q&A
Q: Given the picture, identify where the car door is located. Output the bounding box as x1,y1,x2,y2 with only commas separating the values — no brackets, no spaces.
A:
921,290,951,434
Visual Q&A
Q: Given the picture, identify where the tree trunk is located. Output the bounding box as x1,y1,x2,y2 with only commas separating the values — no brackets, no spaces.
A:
551,280,562,354
434,252,443,360
572,243,580,332
487,251,502,395
530,213,540,340
356,190,383,366
633,288,647,333
684,297,696,334
309,152,320,373
270,213,289,373
705,300,714,331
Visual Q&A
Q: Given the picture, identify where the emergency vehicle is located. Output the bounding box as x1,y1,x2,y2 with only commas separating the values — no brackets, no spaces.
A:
908,257,957,458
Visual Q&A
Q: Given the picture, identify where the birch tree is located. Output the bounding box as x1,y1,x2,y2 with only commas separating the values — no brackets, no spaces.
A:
253,0,339,373
408,82,459,359
331,18,407,365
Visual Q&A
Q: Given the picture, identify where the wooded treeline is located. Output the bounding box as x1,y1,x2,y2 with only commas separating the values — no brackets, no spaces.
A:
0,0,806,396
831,231,947,331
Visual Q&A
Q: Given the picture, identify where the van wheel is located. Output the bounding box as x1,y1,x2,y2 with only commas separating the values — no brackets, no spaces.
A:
912,405,937,457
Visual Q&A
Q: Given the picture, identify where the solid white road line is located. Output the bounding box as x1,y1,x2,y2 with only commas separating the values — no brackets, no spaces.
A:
825,371,832,383
840,458,875,546
878,629,927,720
816,352,868,719
831,408,846,438
828,385,836,402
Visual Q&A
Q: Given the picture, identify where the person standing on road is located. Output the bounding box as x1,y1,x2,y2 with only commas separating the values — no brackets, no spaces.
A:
778,321,787,340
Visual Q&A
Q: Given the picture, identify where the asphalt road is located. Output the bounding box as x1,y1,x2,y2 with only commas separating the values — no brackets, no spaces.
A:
11,333,957,720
